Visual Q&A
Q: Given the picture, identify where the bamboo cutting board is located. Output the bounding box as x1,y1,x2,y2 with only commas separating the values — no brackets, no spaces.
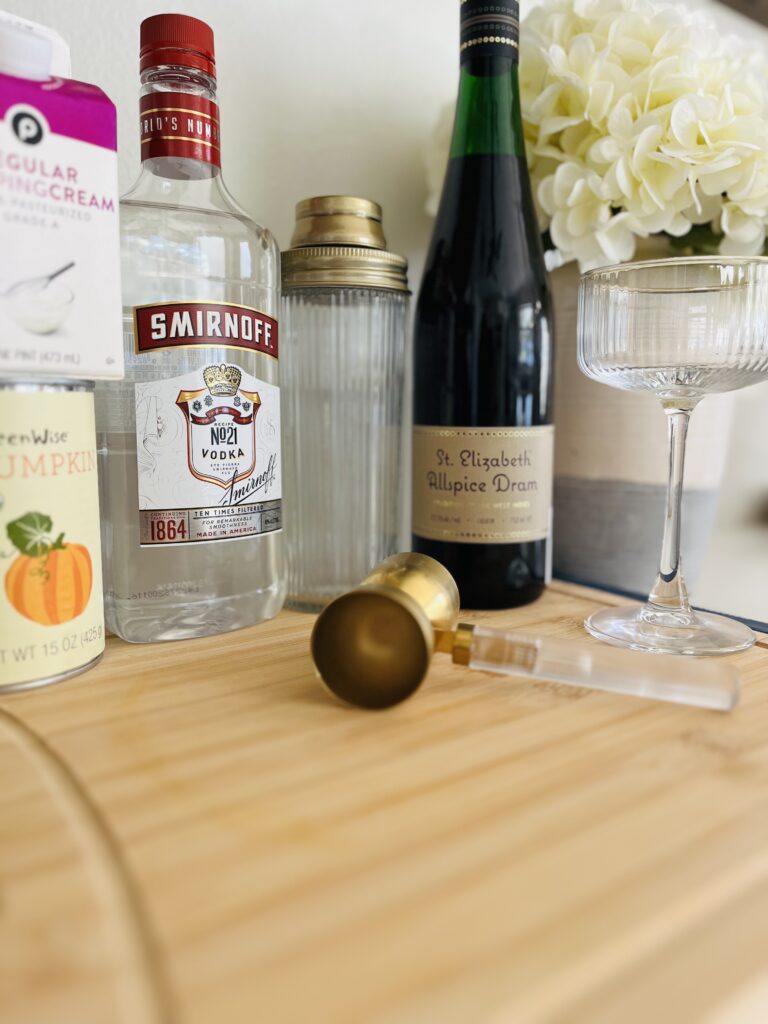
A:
3,582,768,1024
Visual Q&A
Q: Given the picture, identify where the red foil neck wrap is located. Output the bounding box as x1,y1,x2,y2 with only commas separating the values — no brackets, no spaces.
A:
140,92,221,167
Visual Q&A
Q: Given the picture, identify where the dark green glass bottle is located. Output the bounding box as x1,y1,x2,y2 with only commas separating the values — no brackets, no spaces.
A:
412,0,554,609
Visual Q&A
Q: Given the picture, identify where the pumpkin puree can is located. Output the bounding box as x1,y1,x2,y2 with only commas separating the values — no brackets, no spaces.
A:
0,383,105,692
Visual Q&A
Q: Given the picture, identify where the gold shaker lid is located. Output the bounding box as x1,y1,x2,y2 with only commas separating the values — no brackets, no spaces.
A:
282,195,409,293
290,195,387,248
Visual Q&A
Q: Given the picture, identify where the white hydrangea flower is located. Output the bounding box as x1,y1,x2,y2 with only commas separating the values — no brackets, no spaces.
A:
538,160,638,268
720,201,768,255
425,0,768,270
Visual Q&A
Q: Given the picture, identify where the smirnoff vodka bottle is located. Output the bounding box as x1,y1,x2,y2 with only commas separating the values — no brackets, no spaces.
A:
96,14,284,642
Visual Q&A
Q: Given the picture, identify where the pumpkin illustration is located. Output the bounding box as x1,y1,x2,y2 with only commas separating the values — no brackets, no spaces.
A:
4,512,93,626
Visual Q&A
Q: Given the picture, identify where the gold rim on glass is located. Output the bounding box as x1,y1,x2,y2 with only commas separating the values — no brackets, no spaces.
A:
581,254,768,279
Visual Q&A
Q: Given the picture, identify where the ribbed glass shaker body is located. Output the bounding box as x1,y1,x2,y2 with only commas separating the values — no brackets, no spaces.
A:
281,286,409,610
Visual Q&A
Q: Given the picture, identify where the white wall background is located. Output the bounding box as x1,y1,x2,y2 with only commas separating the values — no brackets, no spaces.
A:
8,0,768,620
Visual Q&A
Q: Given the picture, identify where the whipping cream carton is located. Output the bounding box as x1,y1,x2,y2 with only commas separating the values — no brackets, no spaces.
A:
0,17,122,380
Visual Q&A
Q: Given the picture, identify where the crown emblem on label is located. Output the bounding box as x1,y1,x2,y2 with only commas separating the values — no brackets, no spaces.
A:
203,363,242,396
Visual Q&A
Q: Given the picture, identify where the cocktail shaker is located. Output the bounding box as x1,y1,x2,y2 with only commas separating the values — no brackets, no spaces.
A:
281,196,410,610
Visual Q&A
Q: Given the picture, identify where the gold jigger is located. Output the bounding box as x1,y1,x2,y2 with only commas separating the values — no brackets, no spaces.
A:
311,553,740,713
311,553,458,709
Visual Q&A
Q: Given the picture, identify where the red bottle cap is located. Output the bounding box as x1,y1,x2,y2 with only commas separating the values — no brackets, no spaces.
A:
140,14,215,77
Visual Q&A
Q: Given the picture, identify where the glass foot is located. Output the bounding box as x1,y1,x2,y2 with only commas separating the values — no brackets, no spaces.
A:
585,603,756,656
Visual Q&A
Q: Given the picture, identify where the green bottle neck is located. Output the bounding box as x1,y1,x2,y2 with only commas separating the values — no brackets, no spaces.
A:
450,55,525,159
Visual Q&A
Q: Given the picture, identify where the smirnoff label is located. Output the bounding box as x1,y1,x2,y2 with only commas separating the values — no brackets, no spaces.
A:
134,361,282,546
134,301,278,359
140,91,221,166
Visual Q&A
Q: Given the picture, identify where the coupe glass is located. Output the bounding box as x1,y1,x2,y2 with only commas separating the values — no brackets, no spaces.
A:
578,257,768,655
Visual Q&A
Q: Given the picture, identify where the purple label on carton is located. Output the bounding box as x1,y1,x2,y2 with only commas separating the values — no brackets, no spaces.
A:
0,66,123,380
0,72,116,151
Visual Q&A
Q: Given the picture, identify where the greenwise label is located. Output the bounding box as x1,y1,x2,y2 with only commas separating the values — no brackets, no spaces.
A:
0,390,104,688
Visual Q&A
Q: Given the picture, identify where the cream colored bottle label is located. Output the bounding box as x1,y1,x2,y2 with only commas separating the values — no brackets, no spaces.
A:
412,425,554,544
0,391,104,688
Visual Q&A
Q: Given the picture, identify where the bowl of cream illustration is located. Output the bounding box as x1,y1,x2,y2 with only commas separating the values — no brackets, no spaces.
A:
7,278,74,335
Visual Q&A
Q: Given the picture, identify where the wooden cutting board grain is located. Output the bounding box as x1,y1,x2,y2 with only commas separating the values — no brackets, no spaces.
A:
3,582,768,1024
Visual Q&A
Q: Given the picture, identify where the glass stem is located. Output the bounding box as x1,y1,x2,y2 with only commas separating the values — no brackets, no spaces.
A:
646,405,695,622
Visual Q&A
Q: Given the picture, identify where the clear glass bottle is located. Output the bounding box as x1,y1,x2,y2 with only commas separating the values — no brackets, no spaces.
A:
96,14,284,643
281,197,409,610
